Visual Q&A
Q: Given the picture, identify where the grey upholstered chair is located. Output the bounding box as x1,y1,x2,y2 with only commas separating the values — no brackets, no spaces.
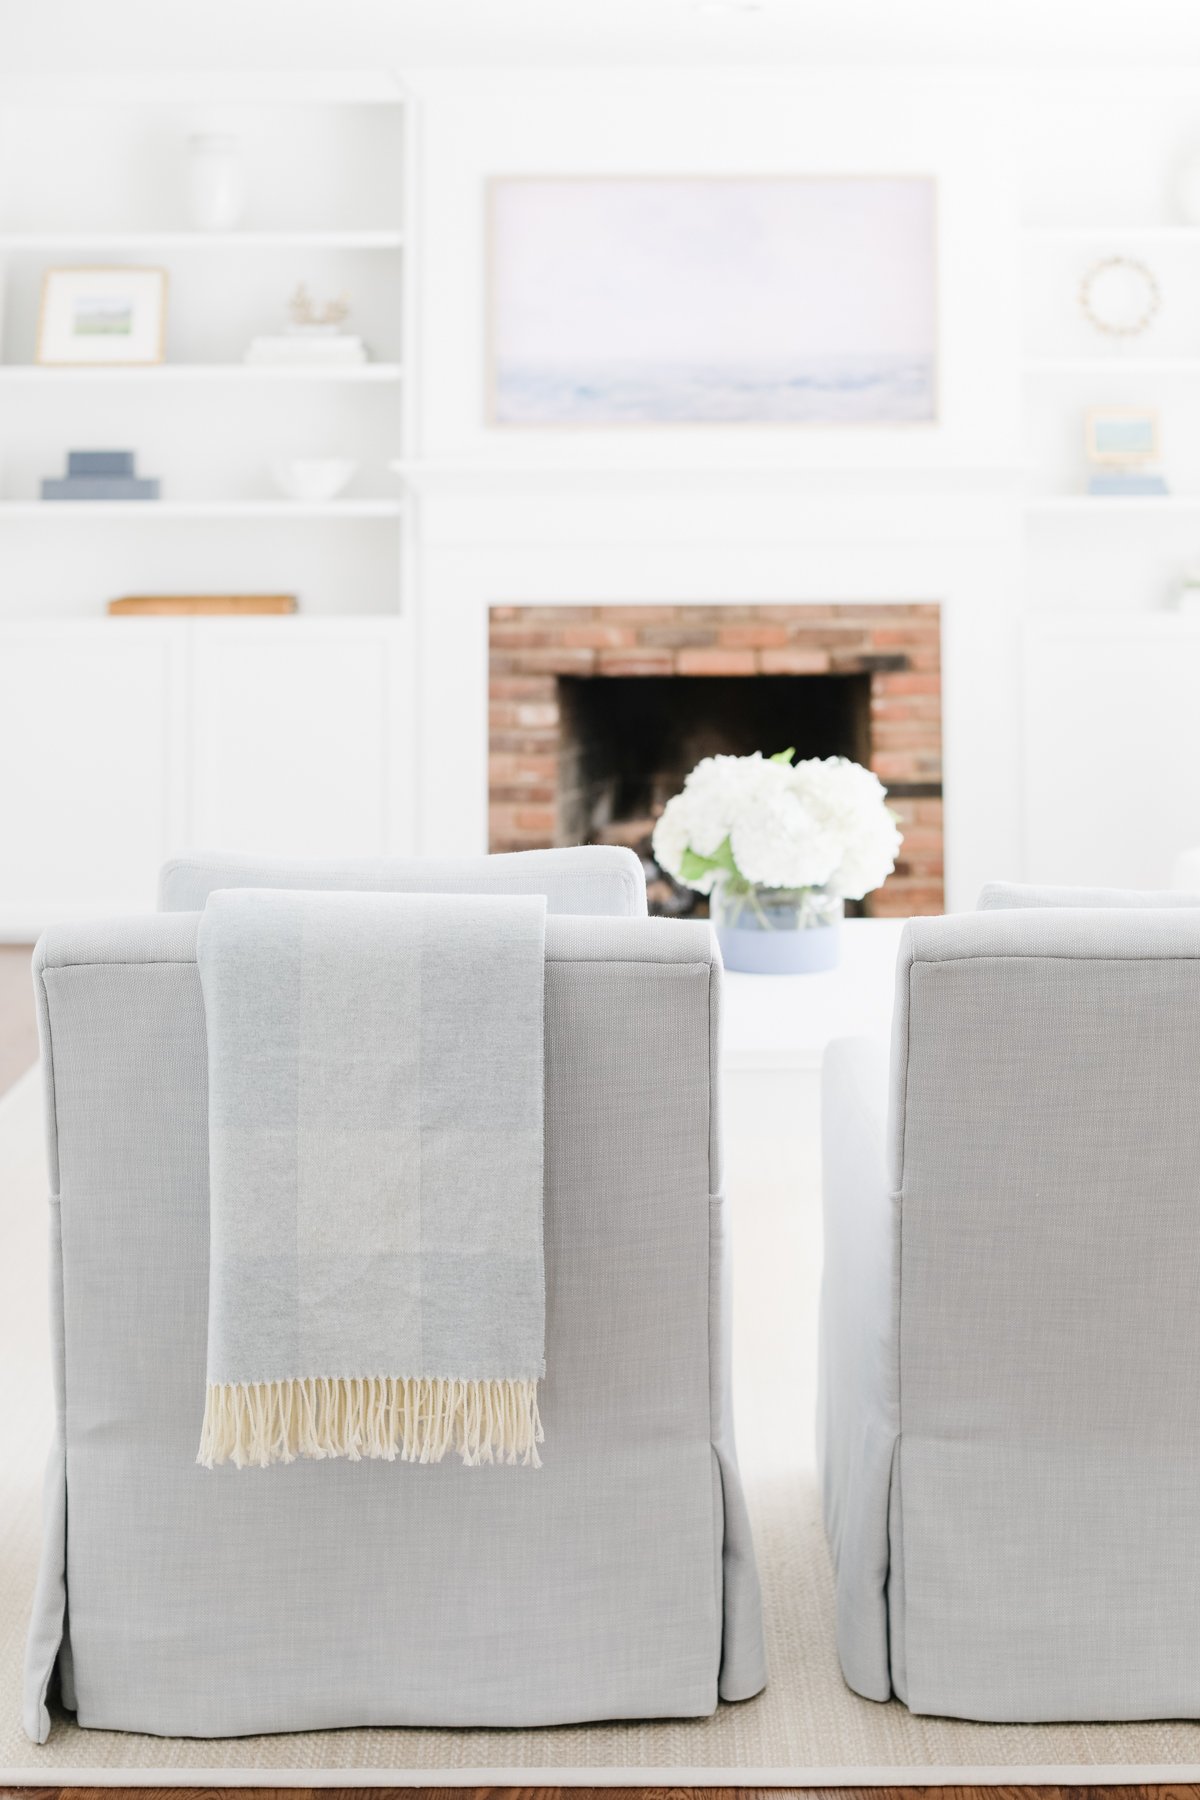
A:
24,848,764,1741
819,897,1200,1721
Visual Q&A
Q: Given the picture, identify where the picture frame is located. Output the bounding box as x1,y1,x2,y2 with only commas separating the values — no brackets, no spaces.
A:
1085,405,1160,468
36,265,168,367
486,175,938,427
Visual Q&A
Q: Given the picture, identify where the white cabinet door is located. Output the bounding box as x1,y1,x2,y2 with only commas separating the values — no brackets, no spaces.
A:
1025,617,1200,888
0,622,185,933
188,619,408,859
0,617,412,936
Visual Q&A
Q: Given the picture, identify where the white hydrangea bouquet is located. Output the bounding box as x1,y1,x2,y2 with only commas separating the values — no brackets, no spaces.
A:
652,748,902,973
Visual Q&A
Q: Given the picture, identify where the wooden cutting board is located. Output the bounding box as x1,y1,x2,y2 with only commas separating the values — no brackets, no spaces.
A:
108,594,297,616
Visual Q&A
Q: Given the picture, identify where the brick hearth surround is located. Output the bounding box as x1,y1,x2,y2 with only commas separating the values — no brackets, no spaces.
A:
488,602,943,917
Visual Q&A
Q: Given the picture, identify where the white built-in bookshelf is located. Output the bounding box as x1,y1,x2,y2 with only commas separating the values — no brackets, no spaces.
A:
0,72,413,617
1020,205,1200,625
1020,167,1200,614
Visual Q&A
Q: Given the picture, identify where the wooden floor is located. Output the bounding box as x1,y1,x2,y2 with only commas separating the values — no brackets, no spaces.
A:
4,1788,1199,1800
0,944,37,1096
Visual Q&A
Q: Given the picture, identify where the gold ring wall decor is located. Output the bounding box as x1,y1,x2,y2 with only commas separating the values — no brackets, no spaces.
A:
1078,255,1162,338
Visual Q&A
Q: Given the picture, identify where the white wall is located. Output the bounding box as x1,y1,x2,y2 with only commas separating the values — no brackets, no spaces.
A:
4,19,1200,902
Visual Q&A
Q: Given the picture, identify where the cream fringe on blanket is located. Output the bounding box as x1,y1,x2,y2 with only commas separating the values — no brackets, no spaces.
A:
198,1376,544,1471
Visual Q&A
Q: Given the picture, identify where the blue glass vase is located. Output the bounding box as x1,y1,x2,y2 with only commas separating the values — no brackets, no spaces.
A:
711,882,843,975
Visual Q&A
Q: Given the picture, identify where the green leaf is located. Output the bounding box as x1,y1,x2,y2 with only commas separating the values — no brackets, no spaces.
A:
679,835,740,884
678,847,711,883
769,747,796,765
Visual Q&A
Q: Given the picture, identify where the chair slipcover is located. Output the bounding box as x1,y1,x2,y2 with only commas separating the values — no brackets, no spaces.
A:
24,905,764,1741
820,906,1200,1720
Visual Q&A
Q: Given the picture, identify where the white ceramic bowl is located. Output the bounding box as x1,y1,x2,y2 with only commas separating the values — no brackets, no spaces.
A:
269,458,358,504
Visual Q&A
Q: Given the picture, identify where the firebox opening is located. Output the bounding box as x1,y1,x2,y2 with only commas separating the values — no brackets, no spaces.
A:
556,672,872,913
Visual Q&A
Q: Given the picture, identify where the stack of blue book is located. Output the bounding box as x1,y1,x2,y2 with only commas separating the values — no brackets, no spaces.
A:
1086,470,1169,496
42,450,160,502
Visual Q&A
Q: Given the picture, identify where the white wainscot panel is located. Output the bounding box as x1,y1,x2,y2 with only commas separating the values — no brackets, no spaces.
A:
1025,617,1200,889
0,622,184,930
188,620,406,859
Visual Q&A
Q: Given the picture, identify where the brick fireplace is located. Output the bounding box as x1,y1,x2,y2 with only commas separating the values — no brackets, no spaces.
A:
488,602,943,917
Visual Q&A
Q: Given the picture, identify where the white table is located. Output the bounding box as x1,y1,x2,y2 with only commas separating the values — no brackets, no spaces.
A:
720,918,905,1178
722,917,905,1073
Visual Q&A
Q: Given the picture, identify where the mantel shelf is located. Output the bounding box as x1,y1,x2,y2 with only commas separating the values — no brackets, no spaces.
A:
0,363,403,383
0,229,404,250
0,72,407,107
387,458,1027,487
0,500,404,520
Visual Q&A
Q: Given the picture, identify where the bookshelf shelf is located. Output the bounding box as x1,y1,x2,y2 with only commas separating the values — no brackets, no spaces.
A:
0,230,404,251
0,363,403,383
0,74,413,622
0,499,404,520
1025,495,1200,514
1024,357,1200,375
1023,224,1200,243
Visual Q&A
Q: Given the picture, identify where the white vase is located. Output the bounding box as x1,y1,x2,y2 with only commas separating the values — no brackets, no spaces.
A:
187,133,245,232
710,882,844,975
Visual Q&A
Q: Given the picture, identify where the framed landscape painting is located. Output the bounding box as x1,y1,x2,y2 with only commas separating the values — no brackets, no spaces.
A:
37,266,168,367
488,176,937,426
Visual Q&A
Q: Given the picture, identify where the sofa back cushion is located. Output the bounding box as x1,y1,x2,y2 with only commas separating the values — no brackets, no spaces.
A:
979,880,1200,910
159,844,646,918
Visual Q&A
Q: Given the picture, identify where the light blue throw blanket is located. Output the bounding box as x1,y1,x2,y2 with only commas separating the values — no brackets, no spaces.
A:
195,887,547,1469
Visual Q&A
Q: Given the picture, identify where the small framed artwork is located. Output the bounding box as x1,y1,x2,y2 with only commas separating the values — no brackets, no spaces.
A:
37,266,168,367
1085,406,1159,467
487,175,938,426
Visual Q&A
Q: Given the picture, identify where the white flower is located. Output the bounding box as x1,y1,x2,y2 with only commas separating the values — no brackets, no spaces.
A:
679,754,748,856
788,756,902,900
653,748,902,900
653,752,782,889
729,781,839,889
652,789,718,890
